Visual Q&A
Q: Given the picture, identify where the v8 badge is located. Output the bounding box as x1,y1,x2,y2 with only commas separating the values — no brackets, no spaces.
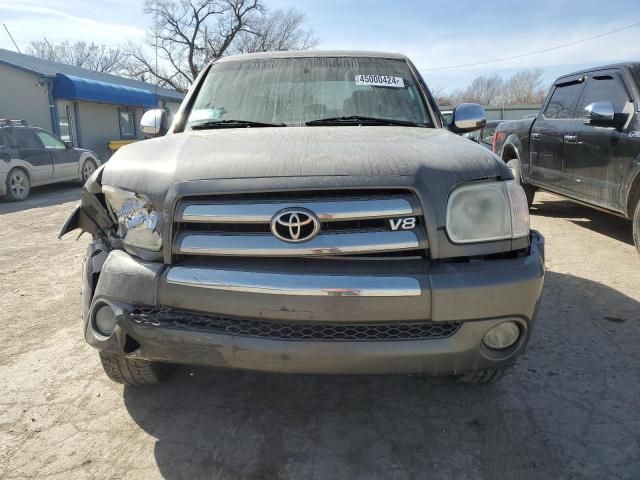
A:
389,217,417,231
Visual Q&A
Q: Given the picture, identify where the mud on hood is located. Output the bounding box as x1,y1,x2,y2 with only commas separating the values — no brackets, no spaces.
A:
101,126,509,224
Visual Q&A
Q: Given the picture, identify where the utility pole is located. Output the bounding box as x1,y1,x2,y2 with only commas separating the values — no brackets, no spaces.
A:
3,24,22,54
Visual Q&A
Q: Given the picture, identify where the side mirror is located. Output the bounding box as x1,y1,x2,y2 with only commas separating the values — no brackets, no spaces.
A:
584,101,615,127
449,103,486,134
64,141,74,149
140,109,169,138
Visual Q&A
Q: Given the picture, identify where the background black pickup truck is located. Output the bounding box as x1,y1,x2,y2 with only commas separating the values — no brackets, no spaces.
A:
493,63,640,252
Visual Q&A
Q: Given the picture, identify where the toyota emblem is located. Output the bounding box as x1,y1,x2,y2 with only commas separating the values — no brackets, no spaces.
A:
270,208,321,243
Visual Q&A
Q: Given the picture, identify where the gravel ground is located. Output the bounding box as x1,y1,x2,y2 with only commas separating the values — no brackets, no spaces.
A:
1,185,639,480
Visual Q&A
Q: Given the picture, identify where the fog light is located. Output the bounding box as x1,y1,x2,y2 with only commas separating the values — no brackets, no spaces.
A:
482,321,520,350
95,305,117,336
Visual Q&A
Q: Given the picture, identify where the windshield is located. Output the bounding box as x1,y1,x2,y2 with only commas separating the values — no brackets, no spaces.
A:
186,57,432,128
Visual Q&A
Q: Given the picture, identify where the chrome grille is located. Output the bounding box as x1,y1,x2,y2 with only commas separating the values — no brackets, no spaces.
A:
172,190,427,258
126,306,460,341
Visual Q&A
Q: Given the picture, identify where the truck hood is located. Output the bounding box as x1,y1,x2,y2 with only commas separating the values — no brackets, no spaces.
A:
103,126,507,203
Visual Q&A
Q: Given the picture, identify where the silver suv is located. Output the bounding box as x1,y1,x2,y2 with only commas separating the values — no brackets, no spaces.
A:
0,120,99,201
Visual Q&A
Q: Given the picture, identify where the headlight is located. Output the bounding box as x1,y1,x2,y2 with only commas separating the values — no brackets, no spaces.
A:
446,180,529,243
102,185,162,251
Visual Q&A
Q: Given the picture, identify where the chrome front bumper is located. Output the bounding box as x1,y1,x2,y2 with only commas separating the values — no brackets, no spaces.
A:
166,267,422,297
82,232,545,375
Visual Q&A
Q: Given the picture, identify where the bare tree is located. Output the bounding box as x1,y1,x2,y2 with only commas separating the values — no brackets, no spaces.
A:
27,40,128,75
127,0,317,92
429,85,451,106
439,88,464,107
462,73,504,106
503,68,546,105
233,8,317,53
437,69,547,107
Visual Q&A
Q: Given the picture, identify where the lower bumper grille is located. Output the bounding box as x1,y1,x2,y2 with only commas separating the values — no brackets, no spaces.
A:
125,307,461,341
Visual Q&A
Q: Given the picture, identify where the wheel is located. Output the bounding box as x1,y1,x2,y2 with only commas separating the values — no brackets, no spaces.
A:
507,159,535,208
455,366,512,384
4,168,30,201
633,199,640,255
80,158,97,183
99,353,171,386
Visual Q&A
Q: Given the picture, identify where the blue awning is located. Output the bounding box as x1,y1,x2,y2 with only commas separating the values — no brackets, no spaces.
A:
53,73,156,108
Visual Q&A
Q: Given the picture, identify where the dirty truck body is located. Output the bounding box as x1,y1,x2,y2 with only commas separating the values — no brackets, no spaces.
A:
493,63,640,251
61,51,545,384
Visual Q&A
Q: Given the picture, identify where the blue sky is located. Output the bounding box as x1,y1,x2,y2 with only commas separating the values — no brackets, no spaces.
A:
1,0,639,92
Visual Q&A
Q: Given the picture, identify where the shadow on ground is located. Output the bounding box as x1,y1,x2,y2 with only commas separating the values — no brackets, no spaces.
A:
532,196,634,246
123,271,640,480
0,182,80,215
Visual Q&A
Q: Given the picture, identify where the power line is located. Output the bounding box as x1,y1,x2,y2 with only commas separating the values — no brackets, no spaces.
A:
419,20,640,72
2,24,22,54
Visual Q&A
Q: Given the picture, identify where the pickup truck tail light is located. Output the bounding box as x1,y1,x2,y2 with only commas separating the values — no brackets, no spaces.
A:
492,131,506,153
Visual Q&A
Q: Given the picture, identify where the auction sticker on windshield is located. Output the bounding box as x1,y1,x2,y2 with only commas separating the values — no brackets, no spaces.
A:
355,74,405,88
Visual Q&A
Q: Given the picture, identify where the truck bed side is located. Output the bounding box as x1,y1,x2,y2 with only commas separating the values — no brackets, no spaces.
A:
492,117,537,182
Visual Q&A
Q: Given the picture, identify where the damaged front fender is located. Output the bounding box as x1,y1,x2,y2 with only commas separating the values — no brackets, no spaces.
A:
58,165,114,239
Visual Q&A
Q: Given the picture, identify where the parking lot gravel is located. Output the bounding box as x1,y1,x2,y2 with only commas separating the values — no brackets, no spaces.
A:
1,184,639,480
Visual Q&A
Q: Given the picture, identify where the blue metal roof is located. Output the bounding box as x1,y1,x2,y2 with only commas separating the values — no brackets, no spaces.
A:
53,74,157,108
0,48,184,103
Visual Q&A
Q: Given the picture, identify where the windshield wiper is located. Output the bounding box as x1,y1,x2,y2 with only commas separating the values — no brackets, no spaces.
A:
305,115,423,127
190,119,286,129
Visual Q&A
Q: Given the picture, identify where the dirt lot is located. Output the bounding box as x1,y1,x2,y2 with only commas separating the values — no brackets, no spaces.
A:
1,185,639,480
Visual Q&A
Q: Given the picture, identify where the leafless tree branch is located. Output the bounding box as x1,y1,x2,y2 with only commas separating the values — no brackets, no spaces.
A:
437,69,547,107
27,40,129,75
125,0,317,92
28,2,319,94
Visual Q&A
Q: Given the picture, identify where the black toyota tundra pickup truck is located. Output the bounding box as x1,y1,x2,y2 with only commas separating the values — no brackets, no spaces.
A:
60,51,544,386
493,63,640,252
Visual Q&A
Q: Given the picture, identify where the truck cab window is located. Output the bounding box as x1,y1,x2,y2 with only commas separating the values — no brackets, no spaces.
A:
578,75,632,115
544,82,583,119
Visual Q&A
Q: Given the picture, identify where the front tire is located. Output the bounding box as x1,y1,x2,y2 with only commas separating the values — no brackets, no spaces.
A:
507,159,535,208
633,199,640,255
99,353,171,386
4,168,30,201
